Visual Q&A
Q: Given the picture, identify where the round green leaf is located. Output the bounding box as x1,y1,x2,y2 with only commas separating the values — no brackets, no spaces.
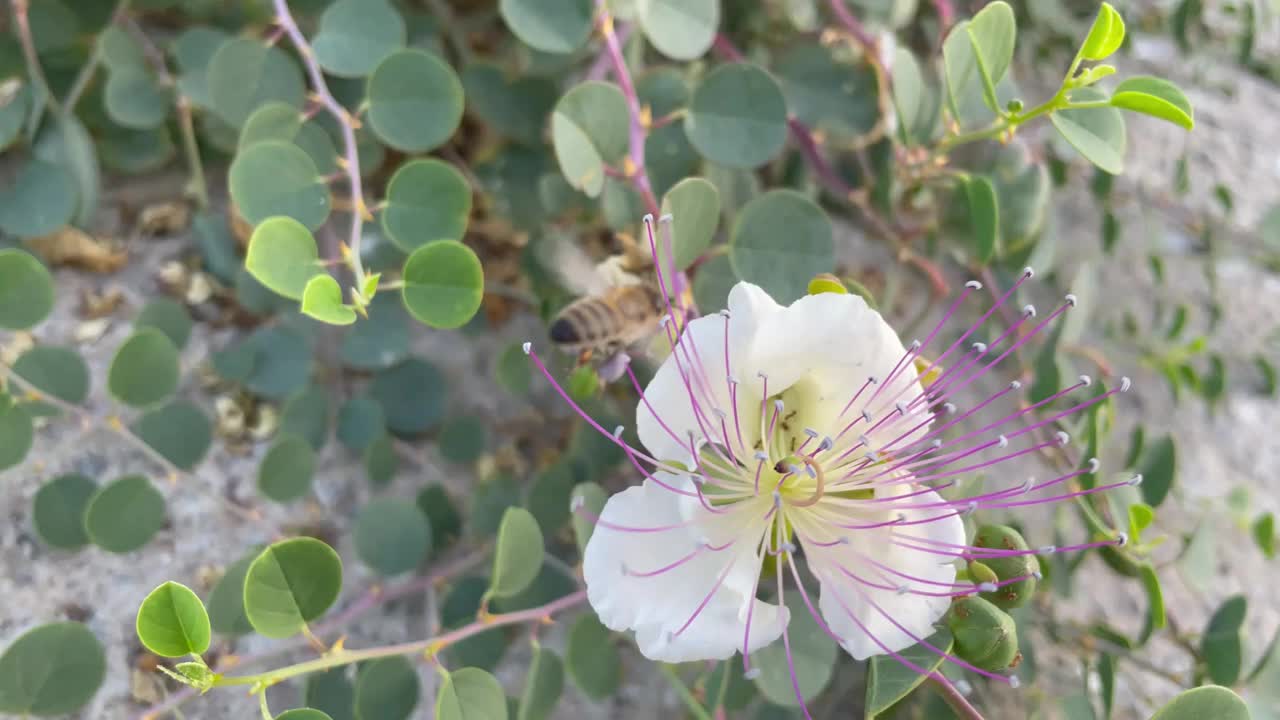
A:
551,82,629,197
964,175,1000,263
84,475,166,553
494,342,532,395
752,593,838,705
0,84,31,153
341,292,410,370
1080,2,1125,61
438,415,487,464
570,482,607,555
208,551,257,636
366,49,463,152
207,37,305,127
401,240,484,329
381,159,472,251
277,710,334,720
730,190,834,303
525,461,574,534
12,346,88,404
172,26,229,109
0,622,105,716
488,507,544,599
417,484,462,553
104,67,168,129
460,63,557,145
312,0,406,77
245,216,323,301
1110,76,1194,130
658,177,720,271
436,666,507,720
1150,686,1249,720
0,161,76,238
637,0,717,60
136,297,193,350
337,395,386,452
517,647,563,720
774,44,879,141
354,497,431,576
302,275,358,326
1051,88,1126,174
0,400,33,472
865,631,953,717
34,116,98,228
281,386,333,451
0,250,54,330
98,25,145,70
32,473,96,549
1202,595,1247,685
229,141,331,229
243,537,343,638
304,668,355,720
132,400,213,471
684,63,787,170
108,329,180,408
243,326,314,399
370,358,446,435
356,657,420,720
499,0,592,54
565,614,620,700
136,581,211,657
363,433,399,486
240,102,339,175
258,434,316,503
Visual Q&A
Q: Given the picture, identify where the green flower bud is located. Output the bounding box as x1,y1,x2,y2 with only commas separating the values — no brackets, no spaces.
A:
972,524,1039,609
948,596,1021,671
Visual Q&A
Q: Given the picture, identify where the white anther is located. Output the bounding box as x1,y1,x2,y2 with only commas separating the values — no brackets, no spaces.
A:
712,408,727,419
896,401,908,416
836,536,850,545
1056,431,1070,446
1022,304,1038,318
911,339,922,350
978,582,998,593
620,563,632,576
963,501,978,515
896,585,910,595
1120,376,1132,392
804,464,816,478
1088,457,1101,472
1065,293,1078,307
859,434,873,448
521,341,532,354
955,679,973,696
868,375,879,385
818,436,834,452
780,542,796,553
642,213,655,226
570,495,585,512
1022,266,1035,279
773,399,785,414
1128,473,1144,486
757,370,768,380
972,342,988,354
613,425,625,440
697,536,712,549
1115,532,1128,547
754,451,769,462
1079,374,1093,387
744,668,761,680
866,450,881,462
1039,545,1057,554
1009,380,1022,390
1009,675,1022,689
718,309,730,317
727,375,739,386
772,491,783,507
1019,478,1034,494
659,213,674,224
862,409,874,423
787,464,803,475
659,314,672,327
965,280,983,290
804,427,820,438
943,402,957,415
1032,570,1043,581
997,434,1009,448
931,439,943,448
896,512,908,523
691,474,705,485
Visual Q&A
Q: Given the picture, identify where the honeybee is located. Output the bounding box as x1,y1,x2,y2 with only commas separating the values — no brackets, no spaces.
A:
541,232,673,367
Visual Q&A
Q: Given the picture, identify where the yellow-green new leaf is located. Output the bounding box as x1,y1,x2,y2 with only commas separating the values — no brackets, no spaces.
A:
1110,76,1194,130
136,581,212,657
245,217,322,301
1080,2,1125,61
301,275,357,326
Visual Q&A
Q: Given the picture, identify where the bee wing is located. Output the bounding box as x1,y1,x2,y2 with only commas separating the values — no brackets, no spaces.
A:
536,233,613,297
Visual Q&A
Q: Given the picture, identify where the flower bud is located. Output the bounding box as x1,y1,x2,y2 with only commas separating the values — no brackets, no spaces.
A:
972,524,1038,609
948,596,1020,671
807,273,848,296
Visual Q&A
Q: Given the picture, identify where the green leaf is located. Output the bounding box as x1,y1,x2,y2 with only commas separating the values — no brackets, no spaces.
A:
108,329,180,408
239,102,339,175
0,622,105,716
229,141,331,229
865,631,954,718
891,47,940,145
355,657,420,720
657,177,720,272
1051,89,1127,174
277,710,334,720
354,497,431,576
525,462,575,534
208,551,257,636
280,386,333,451
436,667,507,720
495,342,533,395
0,250,54,330
488,507,545,599
136,298,193,350
1110,76,1194,130
136,581,212,657
637,0,718,60
337,395,386,452
312,0,406,77
104,67,169,129
32,473,96,549
172,27,229,109
242,325,314,399
1151,686,1249,720
301,275,358,326
964,175,1000,263
381,159,471,252
12,346,88,403
1138,433,1176,507
0,399,33,472
753,592,838,706
461,63,557,145
207,37,305,127
305,668,356,720
401,240,485,329
366,49,463,152
244,216,323,301
517,647,564,720
551,82,629,197
1137,562,1165,644
1128,503,1155,543
33,116,100,228
1202,595,1247,685
243,537,343,638
0,161,76,238
438,415,487,464
566,614,620,700
1080,2,1126,61
370,358,446,435
442,577,509,670
944,2,1016,119
730,190,834,304
570,482,607,555
685,63,788,170
84,475,166,553
774,44,879,142
1253,512,1275,559
0,84,30,154
132,401,213,471
258,434,316,503
499,0,592,54
342,293,410,370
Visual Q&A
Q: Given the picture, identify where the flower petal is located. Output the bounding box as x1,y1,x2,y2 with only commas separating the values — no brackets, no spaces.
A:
803,489,964,660
583,477,787,663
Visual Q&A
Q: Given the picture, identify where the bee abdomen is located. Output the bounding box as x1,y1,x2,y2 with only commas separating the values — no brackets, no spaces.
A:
550,300,620,349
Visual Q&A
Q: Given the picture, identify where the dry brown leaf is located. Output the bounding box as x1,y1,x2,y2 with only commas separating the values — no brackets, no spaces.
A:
78,286,125,319
25,227,128,273
137,200,192,236
74,318,112,345
0,332,34,366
